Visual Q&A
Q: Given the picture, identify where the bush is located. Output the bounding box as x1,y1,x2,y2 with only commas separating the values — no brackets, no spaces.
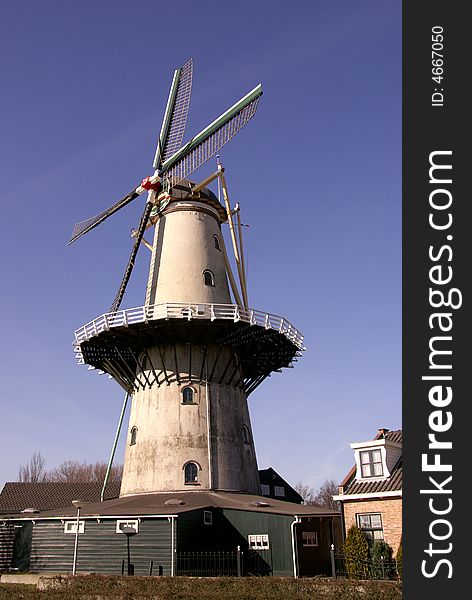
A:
396,540,403,579
343,525,370,579
0,575,403,600
370,539,395,579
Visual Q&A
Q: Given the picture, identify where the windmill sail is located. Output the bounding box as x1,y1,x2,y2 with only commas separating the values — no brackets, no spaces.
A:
109,201,154,313
161,84,262,189
153,58,193,169
68,187,141,245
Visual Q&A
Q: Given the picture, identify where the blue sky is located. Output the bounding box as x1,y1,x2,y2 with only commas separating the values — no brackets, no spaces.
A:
0,1,401,492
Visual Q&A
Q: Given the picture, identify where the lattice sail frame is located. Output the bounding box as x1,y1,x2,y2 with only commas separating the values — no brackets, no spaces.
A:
162,92,261,190
154,58,193,169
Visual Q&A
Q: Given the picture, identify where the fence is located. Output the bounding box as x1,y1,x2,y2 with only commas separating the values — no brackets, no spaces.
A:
330,547,398,580
176,550,240,577
175,548,273,577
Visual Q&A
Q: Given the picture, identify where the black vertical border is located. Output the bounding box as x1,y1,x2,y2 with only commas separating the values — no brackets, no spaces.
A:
403,2,468,597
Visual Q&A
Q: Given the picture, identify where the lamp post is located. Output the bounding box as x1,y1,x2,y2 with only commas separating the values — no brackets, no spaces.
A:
121,525,137,575
71,499,86,575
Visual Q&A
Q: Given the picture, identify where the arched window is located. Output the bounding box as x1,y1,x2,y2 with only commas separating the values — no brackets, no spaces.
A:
130,426,137,446
242,425,250,444
184,462,198,484
213,235,221,251
203,270,215,287
182,387,194,405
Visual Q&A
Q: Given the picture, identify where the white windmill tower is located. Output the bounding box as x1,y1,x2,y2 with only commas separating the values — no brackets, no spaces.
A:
70,59,304,497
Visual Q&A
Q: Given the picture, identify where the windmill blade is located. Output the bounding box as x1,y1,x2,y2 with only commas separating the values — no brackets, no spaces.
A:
153,58,193,170
68,186,142,245
109,201,154,314
160,84,262,189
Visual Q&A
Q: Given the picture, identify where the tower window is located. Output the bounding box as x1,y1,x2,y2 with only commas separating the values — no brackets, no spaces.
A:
130,426,137,446
213,235,221,251
184,462,199,484
182,386,195,405
242,425,250,444
203,270,215,286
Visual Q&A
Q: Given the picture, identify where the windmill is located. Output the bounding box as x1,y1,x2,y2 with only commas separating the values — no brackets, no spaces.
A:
71,59,304,498
69,58,262,313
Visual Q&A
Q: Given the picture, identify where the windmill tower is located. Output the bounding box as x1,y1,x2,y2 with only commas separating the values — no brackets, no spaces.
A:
70,59,304,497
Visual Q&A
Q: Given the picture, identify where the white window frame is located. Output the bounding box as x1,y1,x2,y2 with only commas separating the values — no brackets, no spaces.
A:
274,485,285,497
116,519,139,534
204,510,213,526
357,513,384,541
248,534,270,550
64,520,85,534
302,531,318,547
260,484,270,496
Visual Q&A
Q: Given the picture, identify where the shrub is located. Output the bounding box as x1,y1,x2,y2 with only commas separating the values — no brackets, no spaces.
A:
343,525,370,579
370,539,395,579
396,539,403,579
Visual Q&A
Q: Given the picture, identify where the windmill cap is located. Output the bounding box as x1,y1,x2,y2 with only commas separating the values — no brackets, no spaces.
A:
160,179,227,223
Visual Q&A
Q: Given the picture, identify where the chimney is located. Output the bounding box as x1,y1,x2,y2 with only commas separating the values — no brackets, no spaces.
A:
378,427,390,438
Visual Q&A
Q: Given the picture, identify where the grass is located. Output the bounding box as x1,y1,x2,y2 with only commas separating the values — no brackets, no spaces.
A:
0,575,402,600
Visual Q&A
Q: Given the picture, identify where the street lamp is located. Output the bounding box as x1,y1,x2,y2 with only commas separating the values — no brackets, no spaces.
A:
71,499,86,575
121,525,137,575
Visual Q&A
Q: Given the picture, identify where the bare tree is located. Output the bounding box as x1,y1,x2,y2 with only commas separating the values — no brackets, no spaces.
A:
17,453,123,484
313,479,340,511
47,460,122,483
294,479,341,510
294,481,317,505
17,451,47,483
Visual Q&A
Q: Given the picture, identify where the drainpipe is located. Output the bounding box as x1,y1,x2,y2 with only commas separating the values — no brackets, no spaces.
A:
101,391,129,501
170,516,175,576
291,516,300,578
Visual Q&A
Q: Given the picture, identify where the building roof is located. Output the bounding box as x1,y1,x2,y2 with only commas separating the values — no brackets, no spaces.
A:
339,429,402,497
0,482,121,514
1,490,339,521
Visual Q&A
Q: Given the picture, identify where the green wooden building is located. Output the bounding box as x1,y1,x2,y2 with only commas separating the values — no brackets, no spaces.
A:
2,491,341,577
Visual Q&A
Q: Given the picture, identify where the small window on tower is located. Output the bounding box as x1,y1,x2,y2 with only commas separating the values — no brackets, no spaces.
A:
213,235,221,251
203,270,215,286
182,387,195,405
242,425,250,444
184,462,199,484
130,426,138,446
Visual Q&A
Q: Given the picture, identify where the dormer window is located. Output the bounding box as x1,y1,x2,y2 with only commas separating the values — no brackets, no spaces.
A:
351,436,401,481
360,449,383,478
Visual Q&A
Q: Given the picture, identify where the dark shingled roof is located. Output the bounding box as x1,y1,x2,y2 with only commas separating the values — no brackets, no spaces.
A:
341,429,402,497
0,482,120,514
2,491,339,521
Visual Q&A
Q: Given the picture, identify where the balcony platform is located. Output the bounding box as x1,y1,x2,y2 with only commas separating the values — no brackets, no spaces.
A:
74,303,305,394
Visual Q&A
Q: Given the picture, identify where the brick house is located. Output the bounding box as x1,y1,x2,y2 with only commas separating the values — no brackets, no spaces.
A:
333,428,402,554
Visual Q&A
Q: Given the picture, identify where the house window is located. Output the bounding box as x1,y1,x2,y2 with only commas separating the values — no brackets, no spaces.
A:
130,426,138,446
184,462,199,484
274,486,285,497
360,449,383,478
64,520,85,534
357,513,384,542
116,519,139,534
242,425,250,444
248,534,270,550
203,270,215,286
302,531,318,547
182,387,195,405
213,235,221,251
204,510,213,526
260,484,270,496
